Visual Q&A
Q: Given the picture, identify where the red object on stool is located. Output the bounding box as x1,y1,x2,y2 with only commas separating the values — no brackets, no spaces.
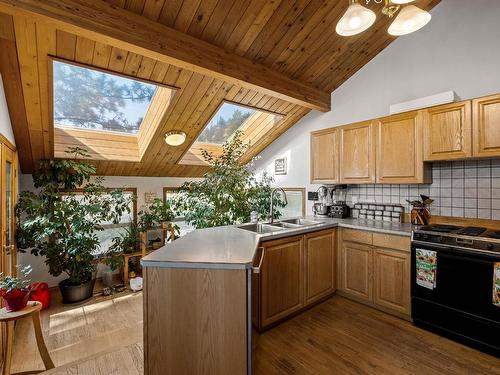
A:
29,282,51,310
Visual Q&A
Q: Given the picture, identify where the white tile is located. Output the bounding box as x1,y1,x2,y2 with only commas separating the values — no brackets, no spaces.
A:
478,199,491,209
441,169,452,178
452,168,464,178
464,208,477,218
477,179,490,189
441,179,452,188
492,178,500,189
478,168,491,178
465,188,477,198
492,199,500,210
452,188,464,198
492,210,500,220
465,160,477,168
451,179,464,188
464,198,477,208
493,189,500,199
452,207,464,217
441,188,452,197
440,207,452,216
440,197,452,207
452,161,464,169
464,178,476,188
477,160,491,168
492,166,500,178
478,209,491,219
452,197,464,207
465,168,477,178
478,188,491,199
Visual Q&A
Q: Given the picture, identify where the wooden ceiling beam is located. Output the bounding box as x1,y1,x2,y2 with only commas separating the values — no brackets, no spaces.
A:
0,0,331,112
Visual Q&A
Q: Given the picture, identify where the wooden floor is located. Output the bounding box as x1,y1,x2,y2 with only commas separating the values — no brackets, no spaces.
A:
12,292,499,374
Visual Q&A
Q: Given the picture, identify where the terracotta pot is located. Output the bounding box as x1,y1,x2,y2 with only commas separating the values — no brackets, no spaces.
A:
1,288,30,312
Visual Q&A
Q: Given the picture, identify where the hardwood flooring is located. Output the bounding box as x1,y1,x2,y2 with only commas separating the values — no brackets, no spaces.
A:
12,292,499,374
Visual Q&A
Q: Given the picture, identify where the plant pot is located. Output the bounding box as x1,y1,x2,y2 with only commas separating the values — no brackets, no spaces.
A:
59,278,96,304
1,289,30,312
102,267,114,288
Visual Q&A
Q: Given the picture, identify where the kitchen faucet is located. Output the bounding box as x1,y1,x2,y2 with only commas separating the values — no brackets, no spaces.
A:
269,188,288,223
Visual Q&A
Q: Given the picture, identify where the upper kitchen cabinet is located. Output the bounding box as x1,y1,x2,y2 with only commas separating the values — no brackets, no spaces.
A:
473,93,500,157
310,128,339,184
376,111,431,184
423,101,472,160
339,121,377,184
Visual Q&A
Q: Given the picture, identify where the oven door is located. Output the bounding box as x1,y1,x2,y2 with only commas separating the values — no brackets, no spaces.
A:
412,242,499,322
411,241,500,356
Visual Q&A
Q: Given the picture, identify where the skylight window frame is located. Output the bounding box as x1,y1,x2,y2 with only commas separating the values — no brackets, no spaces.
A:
49,57,178,162
49,56,178,137
194,100,284,146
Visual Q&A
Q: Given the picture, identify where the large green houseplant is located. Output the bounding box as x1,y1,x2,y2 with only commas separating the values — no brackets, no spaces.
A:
16,147,132,303
171,131,285,229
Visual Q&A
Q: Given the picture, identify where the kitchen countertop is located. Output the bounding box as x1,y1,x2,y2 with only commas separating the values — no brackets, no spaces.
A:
141,217,417,269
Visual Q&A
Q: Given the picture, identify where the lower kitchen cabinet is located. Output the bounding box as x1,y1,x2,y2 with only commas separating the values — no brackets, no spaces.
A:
340,241,372,302
339,229,411,319
254,229,337,331
304,230,336,305
373,247,410,316
259,235,304,329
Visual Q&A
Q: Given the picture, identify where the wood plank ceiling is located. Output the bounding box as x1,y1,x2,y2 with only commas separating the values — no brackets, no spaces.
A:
0,0,440,177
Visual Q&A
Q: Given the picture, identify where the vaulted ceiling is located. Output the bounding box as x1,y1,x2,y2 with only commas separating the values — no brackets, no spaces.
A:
0,0,439,176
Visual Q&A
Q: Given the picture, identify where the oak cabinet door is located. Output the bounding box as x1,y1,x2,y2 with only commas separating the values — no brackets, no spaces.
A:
376,111,429,184
340,241,372,302
310,129,339,184
473,93,500,157
260,236,304,328
339,121,376,184
423,101,472,160
304,230,336,305
373,248,410,316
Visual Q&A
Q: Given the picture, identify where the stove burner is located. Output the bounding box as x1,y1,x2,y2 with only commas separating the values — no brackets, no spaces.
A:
487,231,500,239
419,224,461,233
456,226,487,237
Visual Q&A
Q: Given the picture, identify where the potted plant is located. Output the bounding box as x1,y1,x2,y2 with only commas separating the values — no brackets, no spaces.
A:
16,147,132,304
138,198,180,242
170,131,285,229
0,265,32,312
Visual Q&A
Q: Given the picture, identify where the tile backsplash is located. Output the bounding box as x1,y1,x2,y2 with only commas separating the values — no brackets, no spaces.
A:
345,159,500,220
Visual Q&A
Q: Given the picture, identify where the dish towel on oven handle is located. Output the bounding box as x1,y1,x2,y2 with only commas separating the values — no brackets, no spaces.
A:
415,249,437,290
494,262,500,307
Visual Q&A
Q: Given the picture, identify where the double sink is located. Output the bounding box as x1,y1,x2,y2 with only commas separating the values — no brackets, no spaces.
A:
238,218,325,234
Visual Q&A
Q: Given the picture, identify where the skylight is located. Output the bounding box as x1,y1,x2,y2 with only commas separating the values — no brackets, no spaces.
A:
197,102,256,144
53,60,158,134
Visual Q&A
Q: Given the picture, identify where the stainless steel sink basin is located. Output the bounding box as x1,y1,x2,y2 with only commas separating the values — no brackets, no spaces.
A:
238,223,283,233
281,218,323,226
269,222,301,229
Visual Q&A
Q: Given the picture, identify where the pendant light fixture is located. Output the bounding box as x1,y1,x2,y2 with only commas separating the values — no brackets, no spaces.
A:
335,0,376,36
336,0,431,37
388,4,432,35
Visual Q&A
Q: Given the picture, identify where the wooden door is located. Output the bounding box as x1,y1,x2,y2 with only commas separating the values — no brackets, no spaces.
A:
339,121,376,184
473,93,500,157
0,141,17,277
340,241,372,302
304,229,336,305
310,128,339,184
260,236,304,329
373,248,410,316
376,111,429,184
423,101,472,160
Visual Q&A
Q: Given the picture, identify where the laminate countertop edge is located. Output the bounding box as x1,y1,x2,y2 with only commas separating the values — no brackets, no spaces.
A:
141,217,417,269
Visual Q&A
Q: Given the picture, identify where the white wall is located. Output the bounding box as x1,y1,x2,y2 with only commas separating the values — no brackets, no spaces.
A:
18,174,200,287
0,74,15,146
253,0,500,214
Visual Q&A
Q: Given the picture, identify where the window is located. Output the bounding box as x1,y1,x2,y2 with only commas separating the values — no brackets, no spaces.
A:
197,102,256,144
179,101,284,165
53,60,158,135
163,187,194,237
64,188,137,256
281,188,306,218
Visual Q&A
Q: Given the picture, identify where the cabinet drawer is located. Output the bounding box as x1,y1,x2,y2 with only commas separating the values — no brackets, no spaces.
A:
341,228,372,245
372,233,410,252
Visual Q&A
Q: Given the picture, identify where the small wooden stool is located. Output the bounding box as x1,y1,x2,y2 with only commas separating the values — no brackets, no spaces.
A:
0,301,54,375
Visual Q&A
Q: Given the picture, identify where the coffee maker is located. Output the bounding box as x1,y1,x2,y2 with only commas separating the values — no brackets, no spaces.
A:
330,185,350,218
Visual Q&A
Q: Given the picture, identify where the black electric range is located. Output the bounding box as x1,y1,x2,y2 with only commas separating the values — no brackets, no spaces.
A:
411,224,500,357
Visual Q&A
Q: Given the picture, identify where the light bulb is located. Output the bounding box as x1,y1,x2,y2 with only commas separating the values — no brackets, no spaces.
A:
165,131,186,146
388,5,431,36
336,1,376,36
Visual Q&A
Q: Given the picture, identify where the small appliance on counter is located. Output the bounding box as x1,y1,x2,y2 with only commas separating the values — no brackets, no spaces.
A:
330,185,350,218
312,185,331,216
